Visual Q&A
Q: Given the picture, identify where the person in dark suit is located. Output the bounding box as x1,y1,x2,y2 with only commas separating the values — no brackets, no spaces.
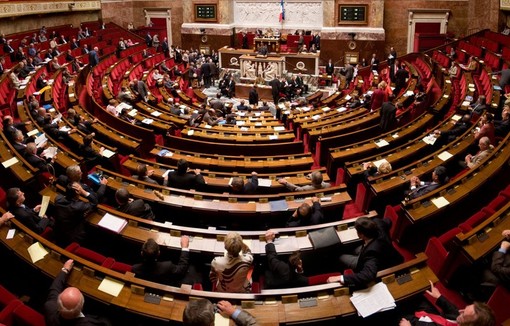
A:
248,84,259,106
325,59,334,76
497,68,510,90
0,57,5,76
388,46,397,65
88,46,99,67
3,115,30,143
340,63,354,87
270,77,281,104
132,163,159,185
495,106,510,137
115,188,155,220
469,95,487,117
286,197,323,227
399,281,495,326
7,187,52,234
36,72,48,91
434,114,472,145
54,182,97,246
44,259,112,326
57,165,107,204
394,63,409,96
78,134,111,172
263,230,308,289
380,94,397,132
237,100,249,111
166,159,206,190
3,40,15,62
201,59,212,88
328,216,403,288
370,53,380,72
132,237,192,286
230,172,258,194
406,166,448,200
242,32,249,49
24,142,53,172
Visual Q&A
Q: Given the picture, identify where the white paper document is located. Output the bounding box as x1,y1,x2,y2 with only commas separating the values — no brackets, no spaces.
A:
422,134,437,145
101,149,116,158
151,111,162,117
98,277,124,297
39,196,50,217
375,139,390,148
2,157,18,168
372,158,389,169
338,227,359,243
42,147,58,159
437,151,453,161
432,197,450,208
27,242,49,263
98,213,127,234
257,178,272,187
6,229,15,239
273,126,285,131
350,282,396,318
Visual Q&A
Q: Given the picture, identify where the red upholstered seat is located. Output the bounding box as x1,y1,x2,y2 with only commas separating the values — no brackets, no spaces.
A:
0,286,17,309
110,261,132,274
343,182,371,219
308,272,341,286
487,285,510,326
65,243,107,265
0,300,23,326
11,303,46,326
487,195,507,212
458,210,488,233
335,168,345,186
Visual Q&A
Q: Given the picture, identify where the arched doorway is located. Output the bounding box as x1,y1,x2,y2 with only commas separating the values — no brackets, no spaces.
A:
407,9,450,53
144,9,172,46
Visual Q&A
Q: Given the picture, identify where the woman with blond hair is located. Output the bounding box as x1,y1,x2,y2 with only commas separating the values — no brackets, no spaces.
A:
370,81,388,112
210,232,253,292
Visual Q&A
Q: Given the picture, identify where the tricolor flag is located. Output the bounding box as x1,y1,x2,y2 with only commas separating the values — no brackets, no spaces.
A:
279,0,285,22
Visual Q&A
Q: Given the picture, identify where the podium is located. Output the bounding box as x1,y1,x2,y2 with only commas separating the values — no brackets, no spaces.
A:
239,54,285,82
254,37,280,53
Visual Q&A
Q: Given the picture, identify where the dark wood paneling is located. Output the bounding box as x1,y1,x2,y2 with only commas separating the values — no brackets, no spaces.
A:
181,33,233,52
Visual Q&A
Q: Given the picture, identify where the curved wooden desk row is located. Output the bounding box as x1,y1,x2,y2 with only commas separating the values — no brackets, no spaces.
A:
180,126,295,144
396,134,510,239
151,146,314,174
343,112,460,181
122,156,330,194
367,114,480,198
77,167,350,220
296,107,368,134
0,135,35,183
0,213,437,325
86,205,374,255
327,112,435,174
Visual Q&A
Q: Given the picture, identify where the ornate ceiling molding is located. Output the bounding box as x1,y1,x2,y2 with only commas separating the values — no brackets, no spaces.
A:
0,1,101,18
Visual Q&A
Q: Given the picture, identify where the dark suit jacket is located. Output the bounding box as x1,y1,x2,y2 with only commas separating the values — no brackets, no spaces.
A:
380,101,397,131
325,63,334,75
286,201,323,227
117,199,155,220
167,171,205,190
11,205,50,234
231,175,258,194
408,182,440,200
264,243,308,289
25,153,52,172
132,250,190,286
54,194,95,246
343,238,384,288
44,271,111,326
491,250,510,288
88,50,99,67
248,88,259,105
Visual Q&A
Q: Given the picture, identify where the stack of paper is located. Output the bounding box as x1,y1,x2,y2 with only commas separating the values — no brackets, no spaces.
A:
422,134,438,145
101,149,115,159
350,282,396,317
98,213,127,234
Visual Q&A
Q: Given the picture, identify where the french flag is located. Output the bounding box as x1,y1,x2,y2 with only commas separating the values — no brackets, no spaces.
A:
279,0,285,22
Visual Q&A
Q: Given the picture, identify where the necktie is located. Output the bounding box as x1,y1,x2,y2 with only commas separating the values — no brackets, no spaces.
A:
415,311,457,325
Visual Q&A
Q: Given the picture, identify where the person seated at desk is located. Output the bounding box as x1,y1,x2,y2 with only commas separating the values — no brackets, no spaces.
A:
132,237,195,286
119,108,140,125
285,197,323,227
230,172,258,194
257,44,268,56
469,95,487,118
7,187,53,235
460,136,494,169
278,171,330,191
57,164,107,204
2,115,31,143
495,106,510,137
263,230,308,289
237,99,249,111
183,299,257,326
115,188,155,220
362,161,392,180
0,212,14,227
258,101,270,111
132,163,159,185
209,93,225,115
44,259,112,326
328,217,403,289
460,56,479,72
398,281,495,326
483,229,510,290
54,182,98,246
24,142,54,172
434,114,472,145
106,99,119,117
210,232,254,293
166,158,205,190
78,134,108,171
71,112,97,135
406,166,448,200
474,113,495,144
203,108,224,126
117,86,135,104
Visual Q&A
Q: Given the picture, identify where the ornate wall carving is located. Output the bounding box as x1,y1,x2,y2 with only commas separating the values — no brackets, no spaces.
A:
233,0,323,30
0,1,101,18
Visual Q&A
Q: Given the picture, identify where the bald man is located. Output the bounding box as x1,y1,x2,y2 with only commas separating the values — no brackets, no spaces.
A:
44,259,111,325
